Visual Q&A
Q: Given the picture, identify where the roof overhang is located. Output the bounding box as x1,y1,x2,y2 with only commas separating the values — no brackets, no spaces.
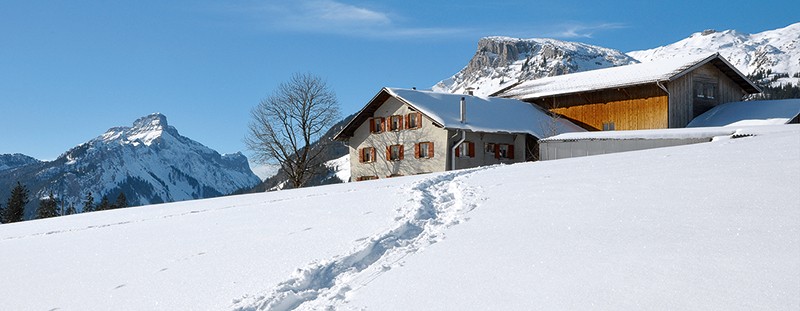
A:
333,88,444,141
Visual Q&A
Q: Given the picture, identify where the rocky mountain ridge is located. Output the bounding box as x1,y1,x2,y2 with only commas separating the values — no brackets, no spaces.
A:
0,113,260,217
432,37,638,96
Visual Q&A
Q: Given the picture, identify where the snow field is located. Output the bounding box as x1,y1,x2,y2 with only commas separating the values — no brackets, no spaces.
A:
1,125,798,310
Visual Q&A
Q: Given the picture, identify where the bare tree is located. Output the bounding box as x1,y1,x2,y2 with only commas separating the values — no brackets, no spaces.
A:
245,73,340,189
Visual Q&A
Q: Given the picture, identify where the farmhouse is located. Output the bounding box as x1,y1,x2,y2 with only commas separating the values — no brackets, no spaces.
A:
498,53,761,130
334,88,583,181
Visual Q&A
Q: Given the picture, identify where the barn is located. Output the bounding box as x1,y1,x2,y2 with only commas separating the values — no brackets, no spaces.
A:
498,53,761,130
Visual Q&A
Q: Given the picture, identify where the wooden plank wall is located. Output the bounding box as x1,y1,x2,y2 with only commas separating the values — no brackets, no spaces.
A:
669,63,749,127
537,85,668,131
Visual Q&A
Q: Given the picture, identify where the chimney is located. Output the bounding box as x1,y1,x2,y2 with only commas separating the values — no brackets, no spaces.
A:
460,96,466,123
465,87,475,96
412,87,416,90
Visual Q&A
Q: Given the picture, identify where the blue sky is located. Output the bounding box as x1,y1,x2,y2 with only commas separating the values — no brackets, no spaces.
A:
1,0,797,162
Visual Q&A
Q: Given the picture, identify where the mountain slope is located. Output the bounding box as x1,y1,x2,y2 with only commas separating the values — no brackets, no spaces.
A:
0,125,797,310
0,113,260,216
628,22,800,87
432,37,638,96
0,153,40,172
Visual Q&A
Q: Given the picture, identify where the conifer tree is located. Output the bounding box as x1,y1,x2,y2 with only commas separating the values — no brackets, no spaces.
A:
65,203,77,216
5,182,30,223
0,203,5,224
97,196,110,211
114,192,128,209
36,191,59,219
83,192,95,213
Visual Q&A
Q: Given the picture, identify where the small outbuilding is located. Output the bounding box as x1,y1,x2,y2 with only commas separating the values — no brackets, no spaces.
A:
539,127,741,161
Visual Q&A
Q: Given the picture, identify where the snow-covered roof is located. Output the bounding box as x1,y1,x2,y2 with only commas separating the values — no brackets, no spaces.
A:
335,88,585,140
687,99,800,127
500,53,760,99
540,124,798,142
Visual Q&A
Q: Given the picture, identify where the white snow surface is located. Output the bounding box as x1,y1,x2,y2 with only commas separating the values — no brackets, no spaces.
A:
324,154,351,183
387,87,585,138
687,99,800,128
629,23,800,87
500,53,720,99
1,126,799,310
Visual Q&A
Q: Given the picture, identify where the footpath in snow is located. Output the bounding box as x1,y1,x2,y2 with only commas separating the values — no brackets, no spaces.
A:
231,166,490,311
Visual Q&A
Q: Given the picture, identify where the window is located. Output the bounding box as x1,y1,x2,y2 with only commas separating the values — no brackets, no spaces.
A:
369,117,385,133
415,142,434,159
485,143,495,153
389,115,404,131
494,143,515,159
386,144,404,161
387,173,403,178
602,121,615,131
455,141,475,158
694,81,717,99
359,147,376,163
356,176,378,181
406,112,422,129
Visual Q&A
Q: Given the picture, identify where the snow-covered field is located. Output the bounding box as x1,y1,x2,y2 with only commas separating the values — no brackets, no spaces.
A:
1,125,798,310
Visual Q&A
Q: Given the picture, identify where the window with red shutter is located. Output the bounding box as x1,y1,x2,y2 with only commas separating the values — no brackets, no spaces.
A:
406,112,421,129
457,141,474,158
388,144,403,161
370,117,385,134
416,142,433,159
359,147,375,163
389,115,403,131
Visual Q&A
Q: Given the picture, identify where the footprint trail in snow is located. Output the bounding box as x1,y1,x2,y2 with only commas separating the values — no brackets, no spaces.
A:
230,166,489,311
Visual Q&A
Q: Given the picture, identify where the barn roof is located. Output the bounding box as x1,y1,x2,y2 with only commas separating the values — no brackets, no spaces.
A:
334,87,585,140
499,53,761,100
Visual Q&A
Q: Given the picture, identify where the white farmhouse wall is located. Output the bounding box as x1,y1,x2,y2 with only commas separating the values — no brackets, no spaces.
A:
348,97,449,180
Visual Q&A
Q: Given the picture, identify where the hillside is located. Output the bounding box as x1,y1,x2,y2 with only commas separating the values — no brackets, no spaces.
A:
1,124,797,310
0,113,260,217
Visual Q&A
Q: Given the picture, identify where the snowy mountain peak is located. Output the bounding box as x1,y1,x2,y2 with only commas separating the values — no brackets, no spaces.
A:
433,36,637,96
0,113,260,216
101,113,178,146
628,22,800,87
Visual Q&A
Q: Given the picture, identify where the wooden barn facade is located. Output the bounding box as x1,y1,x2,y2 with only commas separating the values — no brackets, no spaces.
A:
498,53,761,131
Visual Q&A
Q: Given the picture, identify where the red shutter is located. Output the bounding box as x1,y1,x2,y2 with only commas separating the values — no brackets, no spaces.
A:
386,146,391,160
468,142,475,158
414,143,420,158
428,142,434,158
455,143,461,157
494,144,500,159
381,117,387,132
370,148,376,162
416,112,422,129
359,148,365,163
405,114,410,129
397,116,404,130
508,145,515,159
369,118,375,133
399,145,405,160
